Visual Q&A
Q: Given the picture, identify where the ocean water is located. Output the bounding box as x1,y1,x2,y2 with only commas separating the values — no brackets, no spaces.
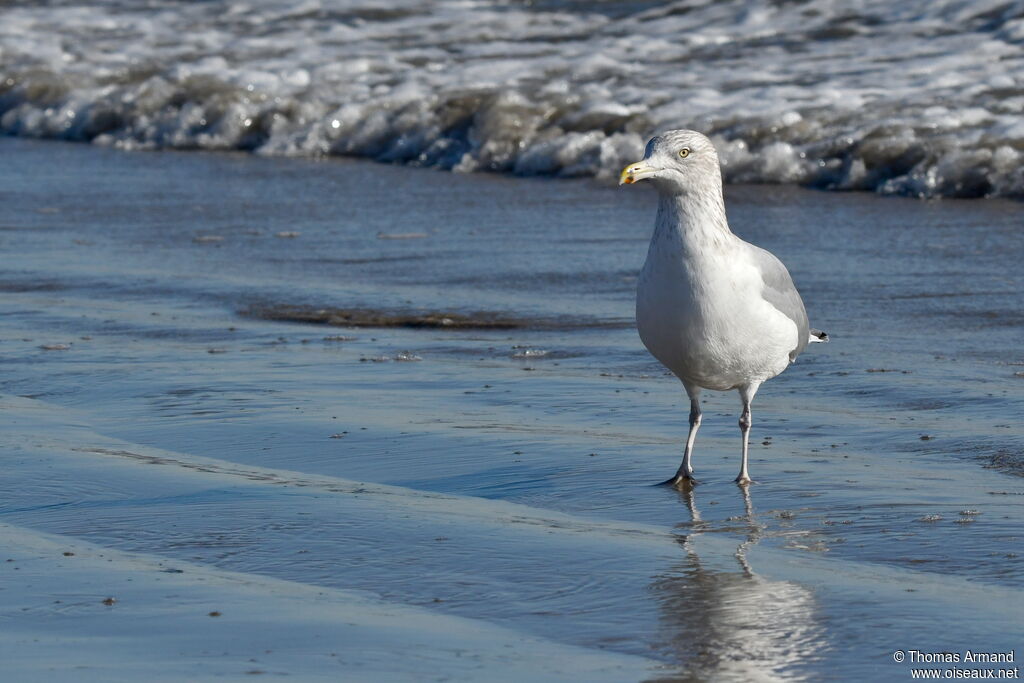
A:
1,137,1022,680
4,0,1024,198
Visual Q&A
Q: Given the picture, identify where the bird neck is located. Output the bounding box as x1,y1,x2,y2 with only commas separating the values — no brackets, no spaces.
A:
654,191,733,252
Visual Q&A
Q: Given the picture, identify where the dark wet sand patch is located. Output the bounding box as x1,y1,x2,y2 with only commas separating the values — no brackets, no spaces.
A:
0,280,68,293
983,450,1024,478
242,304,632,331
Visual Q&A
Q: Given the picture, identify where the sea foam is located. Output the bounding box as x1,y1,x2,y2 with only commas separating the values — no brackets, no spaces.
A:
3,0,1024,198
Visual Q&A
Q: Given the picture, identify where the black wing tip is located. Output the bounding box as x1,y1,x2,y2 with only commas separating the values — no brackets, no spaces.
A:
811,329,829,343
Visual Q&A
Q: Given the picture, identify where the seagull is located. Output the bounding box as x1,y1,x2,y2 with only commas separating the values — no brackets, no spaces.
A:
620,130,827,486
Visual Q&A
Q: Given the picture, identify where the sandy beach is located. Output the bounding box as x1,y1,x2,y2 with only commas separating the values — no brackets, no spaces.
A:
1,136,1022,680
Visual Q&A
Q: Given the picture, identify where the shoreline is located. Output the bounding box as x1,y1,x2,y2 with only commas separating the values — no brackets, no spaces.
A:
1,137,1021,680
7,133,1024,204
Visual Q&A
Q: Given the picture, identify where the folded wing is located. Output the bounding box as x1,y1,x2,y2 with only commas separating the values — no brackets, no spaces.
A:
746,243,812,361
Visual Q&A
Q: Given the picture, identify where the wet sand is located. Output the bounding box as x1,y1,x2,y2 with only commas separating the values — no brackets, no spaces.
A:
0,138,1022,680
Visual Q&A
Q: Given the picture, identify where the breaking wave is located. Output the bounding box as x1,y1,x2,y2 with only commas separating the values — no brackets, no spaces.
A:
3,0,1024,198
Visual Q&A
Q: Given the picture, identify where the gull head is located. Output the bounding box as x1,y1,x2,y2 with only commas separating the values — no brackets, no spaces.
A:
619,130,721,196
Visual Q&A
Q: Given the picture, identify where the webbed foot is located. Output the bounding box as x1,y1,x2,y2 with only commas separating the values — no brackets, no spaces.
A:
658,474,698,488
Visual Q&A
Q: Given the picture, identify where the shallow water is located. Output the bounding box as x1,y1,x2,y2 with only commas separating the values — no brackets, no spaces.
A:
0,138,1022,680
4,1,1024,197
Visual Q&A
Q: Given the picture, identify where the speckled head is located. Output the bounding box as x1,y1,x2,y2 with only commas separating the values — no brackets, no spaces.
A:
619,129,722,196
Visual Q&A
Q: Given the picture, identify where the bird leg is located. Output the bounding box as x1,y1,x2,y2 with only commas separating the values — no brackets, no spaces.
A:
681,398,702,477
735,385,758,485
736,404,752,484
660,393,702,487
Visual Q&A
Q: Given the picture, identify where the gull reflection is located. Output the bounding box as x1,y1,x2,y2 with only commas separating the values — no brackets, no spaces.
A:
649,485,826,682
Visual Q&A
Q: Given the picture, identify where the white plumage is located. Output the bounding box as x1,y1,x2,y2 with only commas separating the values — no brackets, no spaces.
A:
621,130,827,485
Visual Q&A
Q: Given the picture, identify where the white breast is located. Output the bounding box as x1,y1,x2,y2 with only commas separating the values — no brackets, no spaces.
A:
636,240,797,391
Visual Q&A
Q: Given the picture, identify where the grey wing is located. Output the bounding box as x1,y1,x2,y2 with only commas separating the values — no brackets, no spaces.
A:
746,243,811,361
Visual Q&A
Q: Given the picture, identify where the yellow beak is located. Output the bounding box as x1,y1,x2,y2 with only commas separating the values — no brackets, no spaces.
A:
619,161,659,185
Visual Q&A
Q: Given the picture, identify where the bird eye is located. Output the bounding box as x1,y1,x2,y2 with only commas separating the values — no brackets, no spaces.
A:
678,148,691,158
